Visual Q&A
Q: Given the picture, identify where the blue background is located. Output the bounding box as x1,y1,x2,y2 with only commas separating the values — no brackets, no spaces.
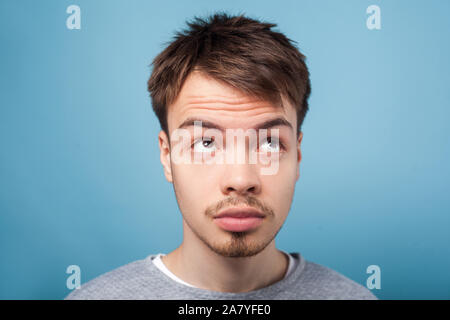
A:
1,0,449,300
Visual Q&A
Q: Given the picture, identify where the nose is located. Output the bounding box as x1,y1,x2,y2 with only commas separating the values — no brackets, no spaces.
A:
219,163,262,196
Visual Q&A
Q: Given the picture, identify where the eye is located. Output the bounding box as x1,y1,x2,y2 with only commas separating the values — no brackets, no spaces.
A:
259,136,283,152
192,137,216,153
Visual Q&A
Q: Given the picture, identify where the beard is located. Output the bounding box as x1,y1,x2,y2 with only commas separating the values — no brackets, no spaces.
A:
171,167,282,258
195,229,279,258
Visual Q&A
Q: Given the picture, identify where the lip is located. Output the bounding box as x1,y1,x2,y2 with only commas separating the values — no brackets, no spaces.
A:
214,207,265,219
214,207,265,232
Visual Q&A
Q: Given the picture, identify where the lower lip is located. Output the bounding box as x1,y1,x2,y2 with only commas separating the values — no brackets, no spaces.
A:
214,217,264,232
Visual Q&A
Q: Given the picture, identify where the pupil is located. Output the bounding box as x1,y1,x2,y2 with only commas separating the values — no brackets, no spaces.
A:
203,139,212,147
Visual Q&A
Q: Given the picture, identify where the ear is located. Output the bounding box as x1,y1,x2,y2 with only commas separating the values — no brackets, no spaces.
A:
158,130,173,183
296,131,303,181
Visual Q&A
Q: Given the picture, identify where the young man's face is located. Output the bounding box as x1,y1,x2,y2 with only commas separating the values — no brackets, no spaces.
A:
159,70,303,258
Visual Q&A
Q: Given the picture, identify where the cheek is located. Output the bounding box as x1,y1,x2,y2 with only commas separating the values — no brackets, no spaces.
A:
171,163,218,205
262,154,298,210
265,150,298,182
262,174,295,206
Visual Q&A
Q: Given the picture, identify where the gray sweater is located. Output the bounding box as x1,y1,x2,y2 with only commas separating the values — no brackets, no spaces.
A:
65,253,377,300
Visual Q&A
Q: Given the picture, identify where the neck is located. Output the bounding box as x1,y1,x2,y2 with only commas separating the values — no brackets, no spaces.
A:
161,221,289,293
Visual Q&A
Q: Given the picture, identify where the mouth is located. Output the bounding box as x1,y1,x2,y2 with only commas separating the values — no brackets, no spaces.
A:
213,207,265,232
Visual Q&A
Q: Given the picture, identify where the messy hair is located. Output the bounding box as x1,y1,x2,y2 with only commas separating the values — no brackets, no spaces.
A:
147,12,311,137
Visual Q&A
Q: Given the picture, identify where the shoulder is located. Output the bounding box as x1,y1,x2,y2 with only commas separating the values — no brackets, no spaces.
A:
65,256,155,300
296,258,378,300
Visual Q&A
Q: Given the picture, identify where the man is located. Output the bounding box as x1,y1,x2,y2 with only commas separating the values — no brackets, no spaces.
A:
66,12,377,300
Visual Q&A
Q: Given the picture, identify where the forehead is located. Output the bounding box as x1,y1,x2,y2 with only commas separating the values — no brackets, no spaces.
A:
167,71,296,132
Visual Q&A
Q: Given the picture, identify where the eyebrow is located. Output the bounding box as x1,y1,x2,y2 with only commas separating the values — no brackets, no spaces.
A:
177,117,293,132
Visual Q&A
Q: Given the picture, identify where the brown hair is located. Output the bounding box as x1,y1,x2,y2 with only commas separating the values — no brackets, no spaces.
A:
147,12,311,137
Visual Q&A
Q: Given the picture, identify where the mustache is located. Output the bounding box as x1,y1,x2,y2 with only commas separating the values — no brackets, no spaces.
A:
205,196,274,218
